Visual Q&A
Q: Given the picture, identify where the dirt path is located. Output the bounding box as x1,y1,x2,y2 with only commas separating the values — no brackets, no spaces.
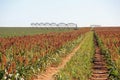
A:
89,34,109,80
34,39,84,80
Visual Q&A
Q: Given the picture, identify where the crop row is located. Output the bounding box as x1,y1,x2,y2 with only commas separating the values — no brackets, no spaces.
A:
0,28,89,80
95,27,120,79
54,32,94,80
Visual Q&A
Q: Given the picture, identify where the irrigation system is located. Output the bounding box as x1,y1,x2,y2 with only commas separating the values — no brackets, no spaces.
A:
30,22,78,29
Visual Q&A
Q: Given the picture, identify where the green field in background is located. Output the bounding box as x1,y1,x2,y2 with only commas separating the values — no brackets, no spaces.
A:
0,27,77,37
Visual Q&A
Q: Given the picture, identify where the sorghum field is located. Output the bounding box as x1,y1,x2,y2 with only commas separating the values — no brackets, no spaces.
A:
0,27,120,80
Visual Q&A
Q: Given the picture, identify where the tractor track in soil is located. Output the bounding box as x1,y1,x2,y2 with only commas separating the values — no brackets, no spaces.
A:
34,37,85,80
89,33,109,80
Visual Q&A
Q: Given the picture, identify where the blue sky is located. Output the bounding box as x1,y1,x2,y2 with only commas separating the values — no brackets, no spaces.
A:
0,0,120,27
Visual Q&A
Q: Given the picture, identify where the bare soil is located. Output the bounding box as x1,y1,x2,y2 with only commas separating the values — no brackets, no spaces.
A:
34,41,83,80
89,34,109,80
